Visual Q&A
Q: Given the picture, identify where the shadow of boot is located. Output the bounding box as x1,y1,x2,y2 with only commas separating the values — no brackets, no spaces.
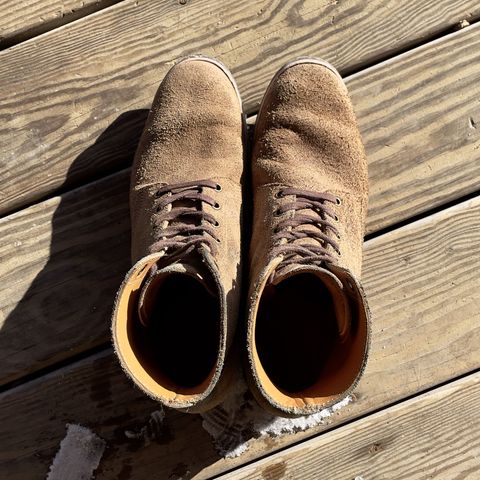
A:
0,109,148,388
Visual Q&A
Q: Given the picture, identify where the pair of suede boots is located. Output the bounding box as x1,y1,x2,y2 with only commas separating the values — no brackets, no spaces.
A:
112,56,370,417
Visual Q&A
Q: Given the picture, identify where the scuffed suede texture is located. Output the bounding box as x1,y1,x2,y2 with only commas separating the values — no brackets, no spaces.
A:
112,58,244,413
131,59,244,265
246,60,370,416
250,63,368,280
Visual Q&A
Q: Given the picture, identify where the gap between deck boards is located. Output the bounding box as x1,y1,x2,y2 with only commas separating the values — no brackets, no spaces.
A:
0,0,127,50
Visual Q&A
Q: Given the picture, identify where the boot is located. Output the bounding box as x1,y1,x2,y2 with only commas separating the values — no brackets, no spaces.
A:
246,58,370,417
112,57,245,413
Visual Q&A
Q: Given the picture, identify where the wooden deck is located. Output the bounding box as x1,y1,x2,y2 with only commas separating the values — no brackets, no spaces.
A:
1,1,479,478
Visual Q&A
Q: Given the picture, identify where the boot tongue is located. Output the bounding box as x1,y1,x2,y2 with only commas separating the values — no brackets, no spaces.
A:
137,255,216,327
270,264,351,341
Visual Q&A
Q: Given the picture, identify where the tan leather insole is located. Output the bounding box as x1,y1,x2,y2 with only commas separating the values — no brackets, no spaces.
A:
255,273,339,393
130,274,219,388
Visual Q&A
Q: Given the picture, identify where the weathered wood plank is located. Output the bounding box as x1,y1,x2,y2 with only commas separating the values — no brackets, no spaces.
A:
349,26,480,232
0,0,123,48
1,196,479,479
0,0,479,214
0,169,131,386
219,372,480,480
2,24,480,386
0,110,147,386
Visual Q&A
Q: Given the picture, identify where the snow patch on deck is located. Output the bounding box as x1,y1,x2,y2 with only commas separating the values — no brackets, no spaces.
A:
201,380,351,458
47,424,105,480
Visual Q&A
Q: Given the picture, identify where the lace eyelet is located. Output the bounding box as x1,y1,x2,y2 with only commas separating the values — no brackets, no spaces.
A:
154,190,162,198
156,206,161,213
213,202,221,210
213,220,220,228
216,238,221,243
334,215,339,222
275,190,284,199
215,184,222,191
336,197,342,205
274,209,282,216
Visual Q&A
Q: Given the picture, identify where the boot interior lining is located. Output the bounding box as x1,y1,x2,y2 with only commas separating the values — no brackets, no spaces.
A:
256,273,342,394
254,272,367,408
129,273,220,392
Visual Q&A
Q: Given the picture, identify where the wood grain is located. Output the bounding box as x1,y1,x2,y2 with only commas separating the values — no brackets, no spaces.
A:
0,109,147,386
1,196,479,479
219,372,480,480
0,0,479,214
2,24,480,387
349,26,480,233
0,169,131,386
0,0,124,48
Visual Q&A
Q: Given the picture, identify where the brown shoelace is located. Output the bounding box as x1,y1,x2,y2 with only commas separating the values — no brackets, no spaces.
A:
150,180,221,256
271,187,341,278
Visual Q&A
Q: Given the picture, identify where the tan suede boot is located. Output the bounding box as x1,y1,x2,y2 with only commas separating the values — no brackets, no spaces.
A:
112,57,244,413
246,58,370,417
